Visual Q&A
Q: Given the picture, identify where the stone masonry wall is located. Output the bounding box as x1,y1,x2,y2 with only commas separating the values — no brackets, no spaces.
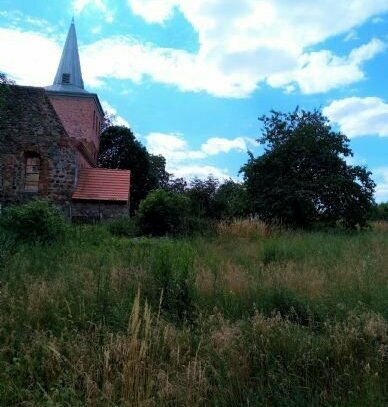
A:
71,201,129,221
0,86,77,208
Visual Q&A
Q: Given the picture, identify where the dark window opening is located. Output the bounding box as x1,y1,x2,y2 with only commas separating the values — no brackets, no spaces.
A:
62,73,71,84
24,156,40,193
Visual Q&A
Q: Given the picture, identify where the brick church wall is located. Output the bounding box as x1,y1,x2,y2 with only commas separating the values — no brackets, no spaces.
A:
48,94,102,163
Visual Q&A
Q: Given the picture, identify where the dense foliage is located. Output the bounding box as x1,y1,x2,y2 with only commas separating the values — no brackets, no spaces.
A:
98,126,169,212
0,199,66,244
241,109,376,229
214,179,250,219
137,189,189,236
164,177,250,221
186,176,220,218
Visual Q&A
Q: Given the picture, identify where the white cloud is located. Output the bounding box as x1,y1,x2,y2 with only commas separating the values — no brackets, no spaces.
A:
145,132,255,180
0,10,54,33
323,97,388,138
125,0,388,95
268,39,386,94
127,0,177,24
146,133,206,160
73,0,114,23
349,38,386,64
1,2,388,97
146,133,256,161
373,167,388,202
101,100,130,127
169,164,230,180
202,137,257,155
0,28,60,85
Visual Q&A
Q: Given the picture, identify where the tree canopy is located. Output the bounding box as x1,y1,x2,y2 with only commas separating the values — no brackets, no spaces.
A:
98,125,169,212
241,109,375,229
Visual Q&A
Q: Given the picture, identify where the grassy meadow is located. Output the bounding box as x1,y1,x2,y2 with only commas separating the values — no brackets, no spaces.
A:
0,221,387,406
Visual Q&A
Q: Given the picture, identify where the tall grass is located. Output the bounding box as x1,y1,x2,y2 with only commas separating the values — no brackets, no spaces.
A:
0,222,387,405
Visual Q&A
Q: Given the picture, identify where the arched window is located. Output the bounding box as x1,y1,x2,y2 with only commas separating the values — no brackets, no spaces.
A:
24,155,41,192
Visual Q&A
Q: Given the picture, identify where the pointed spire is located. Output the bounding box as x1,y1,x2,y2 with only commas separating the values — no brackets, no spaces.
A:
46,19,86,93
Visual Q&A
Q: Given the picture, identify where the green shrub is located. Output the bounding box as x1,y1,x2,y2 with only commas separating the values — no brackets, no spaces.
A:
0,200,67,244
181,215,216,236
107,216,136,237
137,189,189,236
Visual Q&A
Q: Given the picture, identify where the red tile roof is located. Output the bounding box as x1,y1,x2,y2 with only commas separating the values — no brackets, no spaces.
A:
72,168,130,202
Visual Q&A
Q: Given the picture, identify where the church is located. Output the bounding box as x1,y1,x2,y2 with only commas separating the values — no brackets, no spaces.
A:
0,20,131,220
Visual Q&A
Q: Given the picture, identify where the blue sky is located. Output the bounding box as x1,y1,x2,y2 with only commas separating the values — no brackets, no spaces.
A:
0,0,387,202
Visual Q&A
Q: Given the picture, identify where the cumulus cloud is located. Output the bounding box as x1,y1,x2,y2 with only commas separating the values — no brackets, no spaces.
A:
80,35,384,96
146,132,256,161
323,97,388,138
101,100,130,127
125,0,388,95
1,1,387,96
202,137,257,155
0,28,60,85
145,132,256,180
146,133,206,160
268,39,386,94
169,165,230,180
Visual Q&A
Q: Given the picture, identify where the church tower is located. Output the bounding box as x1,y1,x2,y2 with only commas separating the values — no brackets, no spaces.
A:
45,19,104,168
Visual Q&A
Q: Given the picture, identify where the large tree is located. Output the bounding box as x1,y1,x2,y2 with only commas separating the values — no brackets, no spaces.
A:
98,126,169,212
214,180,250,219
186,176,220,218
241,109,375,229
148,154,170,190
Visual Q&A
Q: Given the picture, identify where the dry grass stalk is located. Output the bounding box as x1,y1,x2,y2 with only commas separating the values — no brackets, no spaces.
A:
373,221,388,232
217,219,273,239
261,262,327,299
120,290,153,404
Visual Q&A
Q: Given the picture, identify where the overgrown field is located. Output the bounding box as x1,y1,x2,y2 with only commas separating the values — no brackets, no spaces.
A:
0,221,387,406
